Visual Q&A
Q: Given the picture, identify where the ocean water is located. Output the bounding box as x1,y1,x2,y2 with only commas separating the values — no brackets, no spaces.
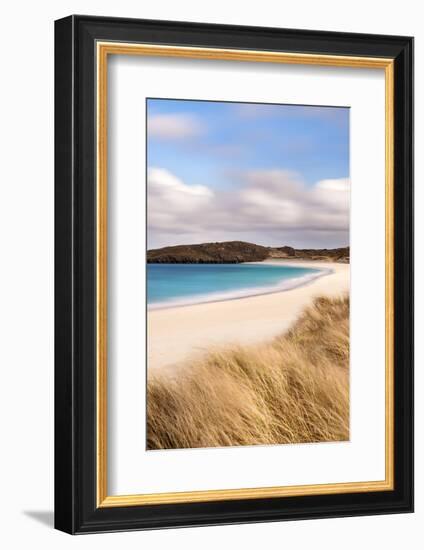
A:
147,263,328,309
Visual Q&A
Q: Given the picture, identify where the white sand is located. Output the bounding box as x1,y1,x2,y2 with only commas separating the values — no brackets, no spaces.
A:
148,261,350,370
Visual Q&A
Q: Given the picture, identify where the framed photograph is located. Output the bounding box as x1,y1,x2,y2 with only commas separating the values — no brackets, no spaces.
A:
54,15,413,534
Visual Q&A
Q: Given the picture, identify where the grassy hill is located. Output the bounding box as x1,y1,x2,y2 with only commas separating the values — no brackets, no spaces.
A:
147,241,350,263
147,241,269,263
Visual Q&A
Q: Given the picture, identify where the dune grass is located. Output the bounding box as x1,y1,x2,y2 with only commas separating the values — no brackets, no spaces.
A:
147,295,349,450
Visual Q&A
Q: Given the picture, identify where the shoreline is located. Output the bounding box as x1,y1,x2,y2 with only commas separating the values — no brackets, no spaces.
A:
148,262,333,311
148,260,350,371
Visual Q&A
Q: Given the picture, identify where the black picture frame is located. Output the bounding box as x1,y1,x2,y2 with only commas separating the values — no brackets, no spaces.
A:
55,15,414,534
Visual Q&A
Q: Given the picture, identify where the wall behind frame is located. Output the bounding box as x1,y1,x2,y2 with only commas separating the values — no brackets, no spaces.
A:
0,0,419,548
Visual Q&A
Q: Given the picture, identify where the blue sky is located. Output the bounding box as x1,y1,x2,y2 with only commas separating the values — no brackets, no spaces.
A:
147,98,350,249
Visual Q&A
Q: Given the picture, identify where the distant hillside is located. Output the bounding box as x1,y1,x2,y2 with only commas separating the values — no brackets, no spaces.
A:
269,246,350,263
147,241,349,264
147,241,270,264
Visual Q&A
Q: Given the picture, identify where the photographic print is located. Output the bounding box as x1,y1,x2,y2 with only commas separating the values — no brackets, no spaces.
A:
146,98,350,450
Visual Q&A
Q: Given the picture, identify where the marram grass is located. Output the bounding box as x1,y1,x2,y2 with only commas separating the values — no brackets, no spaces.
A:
147,295,349,450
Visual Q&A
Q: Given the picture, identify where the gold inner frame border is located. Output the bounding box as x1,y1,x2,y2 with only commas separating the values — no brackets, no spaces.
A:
96,42,394,508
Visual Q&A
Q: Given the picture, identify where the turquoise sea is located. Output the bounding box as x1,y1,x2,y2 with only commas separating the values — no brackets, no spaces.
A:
147,263,328,309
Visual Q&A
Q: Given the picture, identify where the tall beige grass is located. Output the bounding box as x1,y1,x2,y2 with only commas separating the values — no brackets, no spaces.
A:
147,295,349,450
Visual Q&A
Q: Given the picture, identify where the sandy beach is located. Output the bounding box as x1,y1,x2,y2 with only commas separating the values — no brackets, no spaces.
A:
148,260,350,370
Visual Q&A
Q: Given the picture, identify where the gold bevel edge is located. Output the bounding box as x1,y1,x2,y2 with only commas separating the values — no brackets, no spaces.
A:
99,479,393,508
97,41,393,69
96,41,395,507
384,61,395,491
96,42,108,507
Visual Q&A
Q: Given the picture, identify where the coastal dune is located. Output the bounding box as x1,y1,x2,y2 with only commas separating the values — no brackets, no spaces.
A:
147,294,350,449
148,260,349,370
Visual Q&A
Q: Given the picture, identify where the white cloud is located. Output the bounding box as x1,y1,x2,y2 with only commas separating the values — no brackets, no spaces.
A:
147,114,204,140
148,168,212,199
147,168,350,248
148,168,213,233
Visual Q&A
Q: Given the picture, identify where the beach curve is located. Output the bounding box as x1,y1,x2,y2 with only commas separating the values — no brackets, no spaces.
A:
148,260,350,370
